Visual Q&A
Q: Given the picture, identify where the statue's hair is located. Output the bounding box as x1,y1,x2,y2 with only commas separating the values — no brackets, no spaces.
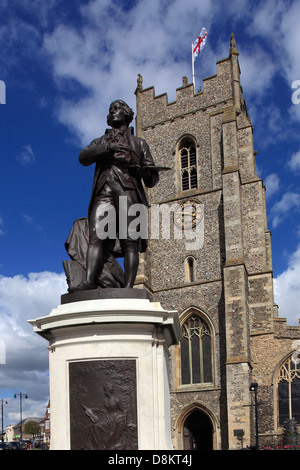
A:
107,99,134,126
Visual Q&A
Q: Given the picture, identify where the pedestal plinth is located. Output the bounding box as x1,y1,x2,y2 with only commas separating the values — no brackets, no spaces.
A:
28,290,181,450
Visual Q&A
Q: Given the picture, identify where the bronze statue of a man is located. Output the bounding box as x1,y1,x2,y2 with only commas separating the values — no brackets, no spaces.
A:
69,100,159,291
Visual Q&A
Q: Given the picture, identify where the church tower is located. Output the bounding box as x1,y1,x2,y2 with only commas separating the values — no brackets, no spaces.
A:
134,34,297,450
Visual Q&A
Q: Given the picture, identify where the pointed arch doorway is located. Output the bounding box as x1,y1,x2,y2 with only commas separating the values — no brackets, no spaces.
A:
183,410,213,450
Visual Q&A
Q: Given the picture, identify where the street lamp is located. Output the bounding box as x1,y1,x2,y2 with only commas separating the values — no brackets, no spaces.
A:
249,383,258,450
1,399,8,441
14,393,28,440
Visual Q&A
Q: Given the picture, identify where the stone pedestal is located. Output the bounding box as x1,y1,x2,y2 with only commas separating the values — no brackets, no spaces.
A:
28,290,181,450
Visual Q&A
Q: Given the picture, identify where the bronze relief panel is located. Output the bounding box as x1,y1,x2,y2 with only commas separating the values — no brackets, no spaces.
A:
69,359,138,450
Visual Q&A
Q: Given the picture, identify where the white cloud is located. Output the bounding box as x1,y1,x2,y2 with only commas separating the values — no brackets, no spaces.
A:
245,0,300,81
239,45,276,102
289,100,300,124
270,191,300,228
288,150,300,172
0,271,67,424
0,271,66,344
22,214,43,232
17,144,35,165
245,1,300,127
41,0,220,145
279,2,300,83
264,173,280,200
6,396,48,426
274,244,300,325
246,0,286,38
40,0,300,147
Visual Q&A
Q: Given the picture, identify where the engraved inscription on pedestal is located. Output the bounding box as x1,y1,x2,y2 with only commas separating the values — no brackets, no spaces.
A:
69,360,138,450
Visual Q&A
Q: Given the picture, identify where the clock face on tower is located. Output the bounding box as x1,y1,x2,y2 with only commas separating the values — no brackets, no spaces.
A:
174,199,203,230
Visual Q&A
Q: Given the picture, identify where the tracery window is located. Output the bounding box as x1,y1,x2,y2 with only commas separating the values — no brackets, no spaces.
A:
278,354,300,425
180,314,213,385
179,138,198,191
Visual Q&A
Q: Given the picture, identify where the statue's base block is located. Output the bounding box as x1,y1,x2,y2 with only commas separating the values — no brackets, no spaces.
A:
28,293,181,450
61,287,150,304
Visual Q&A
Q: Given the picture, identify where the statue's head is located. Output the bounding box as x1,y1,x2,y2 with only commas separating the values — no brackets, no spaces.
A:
103,382,114,397
107,99,134,128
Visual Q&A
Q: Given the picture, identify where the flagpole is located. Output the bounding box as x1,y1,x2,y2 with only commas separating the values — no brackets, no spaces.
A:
192,42,195,91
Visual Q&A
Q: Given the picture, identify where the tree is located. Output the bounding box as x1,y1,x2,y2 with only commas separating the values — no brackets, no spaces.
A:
23,420,41,440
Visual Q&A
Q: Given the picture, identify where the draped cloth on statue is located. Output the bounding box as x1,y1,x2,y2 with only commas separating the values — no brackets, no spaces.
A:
63,218,125,291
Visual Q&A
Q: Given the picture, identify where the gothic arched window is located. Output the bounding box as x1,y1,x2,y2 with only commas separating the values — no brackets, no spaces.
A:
180,314,213,385
277,354,300,425
179,138,198,191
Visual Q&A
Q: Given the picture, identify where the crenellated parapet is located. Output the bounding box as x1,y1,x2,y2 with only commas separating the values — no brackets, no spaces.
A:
136,60,233,132
135,33,249,136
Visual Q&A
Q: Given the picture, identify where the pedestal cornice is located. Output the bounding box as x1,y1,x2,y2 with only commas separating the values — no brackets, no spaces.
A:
28,296,181,347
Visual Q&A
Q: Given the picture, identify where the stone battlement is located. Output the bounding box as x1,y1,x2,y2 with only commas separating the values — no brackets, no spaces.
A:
136,56,234,130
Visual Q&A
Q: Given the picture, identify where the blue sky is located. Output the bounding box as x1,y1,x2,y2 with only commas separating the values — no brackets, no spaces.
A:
1,0,300,428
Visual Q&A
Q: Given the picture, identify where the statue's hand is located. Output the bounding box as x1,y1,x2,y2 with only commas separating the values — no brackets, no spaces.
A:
128,164,142,176
142,167,152,179
106,142,122,155
129,165,152,180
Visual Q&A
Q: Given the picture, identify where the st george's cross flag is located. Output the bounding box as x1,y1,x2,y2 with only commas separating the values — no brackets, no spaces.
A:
192,27,208,61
